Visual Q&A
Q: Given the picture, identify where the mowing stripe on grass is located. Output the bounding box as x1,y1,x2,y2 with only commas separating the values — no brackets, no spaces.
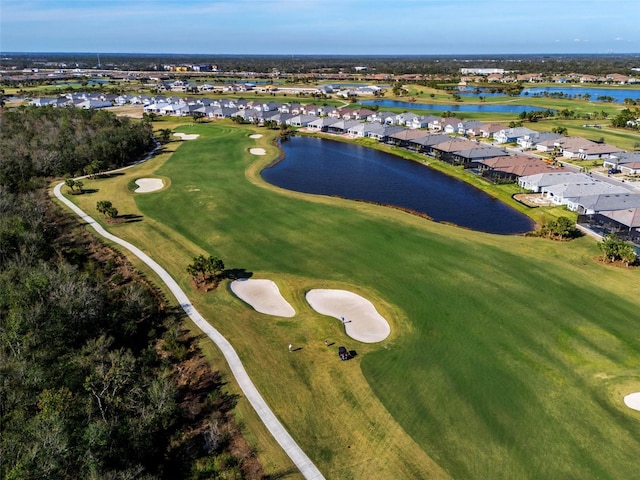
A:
53,181,325,480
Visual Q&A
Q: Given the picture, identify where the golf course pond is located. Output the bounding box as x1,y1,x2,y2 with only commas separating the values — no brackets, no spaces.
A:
360,99,550,114
262,136,534,235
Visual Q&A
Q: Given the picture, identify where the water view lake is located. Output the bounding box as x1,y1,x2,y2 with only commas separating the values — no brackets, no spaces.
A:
458,86,640,103
360,99,549,114
262,137,534,235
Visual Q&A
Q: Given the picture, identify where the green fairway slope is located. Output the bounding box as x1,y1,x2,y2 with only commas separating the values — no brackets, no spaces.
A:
67,121,640,479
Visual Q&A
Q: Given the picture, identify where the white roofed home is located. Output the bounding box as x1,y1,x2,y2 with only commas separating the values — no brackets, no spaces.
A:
479,123,508,139
604,152,640,171
347,123,367,137
408,115,437,129
517,131,563,150
542,182,629,205
493,127,537,144
286,114,317,127
307,117,340,132
368,111,396,124
457,120,484,137
518,172,593,192
567,193,640,214
429,117,459,133
395,112,419,126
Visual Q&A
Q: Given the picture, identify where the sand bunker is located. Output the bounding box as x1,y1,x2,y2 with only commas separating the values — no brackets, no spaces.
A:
231,279,295,317
173,132,200,140
249,148,266,155
249,134,263,139
306,289,390,343
624,392,640,411
134,178,164,193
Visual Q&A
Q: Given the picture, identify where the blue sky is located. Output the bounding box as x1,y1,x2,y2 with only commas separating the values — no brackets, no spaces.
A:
1,0,639,55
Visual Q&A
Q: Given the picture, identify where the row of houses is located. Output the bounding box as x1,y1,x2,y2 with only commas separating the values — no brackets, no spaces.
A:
517,171,640,244
462,72,640,85
26,92,640,244
28,91,639,171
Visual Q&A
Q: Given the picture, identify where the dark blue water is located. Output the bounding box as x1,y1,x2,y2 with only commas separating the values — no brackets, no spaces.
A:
262,137,534,235
360,99,549,114
523,86,640,102
457,86,640,103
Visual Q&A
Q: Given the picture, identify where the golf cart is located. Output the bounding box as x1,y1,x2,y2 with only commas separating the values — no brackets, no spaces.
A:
338,346,351,361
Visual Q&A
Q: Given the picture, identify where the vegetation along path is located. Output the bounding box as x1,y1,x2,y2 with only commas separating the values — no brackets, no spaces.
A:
52,180,326,480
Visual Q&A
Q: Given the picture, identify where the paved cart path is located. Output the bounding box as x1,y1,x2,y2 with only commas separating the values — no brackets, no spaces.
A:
53,181,325,480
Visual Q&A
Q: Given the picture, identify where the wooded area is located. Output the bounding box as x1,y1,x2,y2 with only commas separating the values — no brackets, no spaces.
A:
0,107,263,479
3,53,639,77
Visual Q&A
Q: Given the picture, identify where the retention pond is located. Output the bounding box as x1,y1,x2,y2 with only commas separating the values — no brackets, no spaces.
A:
262,137,534,235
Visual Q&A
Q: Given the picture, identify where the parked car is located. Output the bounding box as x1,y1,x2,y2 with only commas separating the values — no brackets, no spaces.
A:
338,346,351,361
608,168,621,174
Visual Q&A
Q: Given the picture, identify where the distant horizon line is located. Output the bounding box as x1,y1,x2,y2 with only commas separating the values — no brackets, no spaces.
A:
3,51,640,58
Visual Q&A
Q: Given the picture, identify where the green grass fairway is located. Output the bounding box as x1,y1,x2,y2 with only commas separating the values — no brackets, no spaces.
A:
65,121,640,479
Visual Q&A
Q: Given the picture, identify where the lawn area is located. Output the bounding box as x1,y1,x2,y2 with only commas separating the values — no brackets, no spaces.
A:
62,120,640,480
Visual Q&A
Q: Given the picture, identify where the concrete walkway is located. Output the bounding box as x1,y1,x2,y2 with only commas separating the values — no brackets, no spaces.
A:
53,182,325,480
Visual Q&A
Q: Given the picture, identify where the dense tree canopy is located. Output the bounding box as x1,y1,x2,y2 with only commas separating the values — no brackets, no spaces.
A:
0,106,154,192
0,107,261,479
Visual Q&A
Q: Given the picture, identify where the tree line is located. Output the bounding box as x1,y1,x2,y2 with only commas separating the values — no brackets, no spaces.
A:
4,53,638,76
0,106,154,193
0,106,264,478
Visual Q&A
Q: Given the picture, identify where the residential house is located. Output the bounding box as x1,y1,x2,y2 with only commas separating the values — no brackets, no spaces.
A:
493,127,537,144
428,117,458,132
535,136,590,156
457,120,485,137
395,112,419,126
517,131,562,150
620,162,640,175
405,134,455,154
327,119,361,134
518,172,593,192
449,145,509,167
409,115,438,130
212,107,240,119
542,182,629,206
307,117,340,132
352,108,376,120
287,114,317,127
479,123,508,139
558,138,622,159
430,139,479,163
368,111,396,124
367,125,405,142
478,155,567,182
567,193,640,214
440,118,461,133
159,103,190,116
604,152,640,171
75,99,113,109
29,97,62,107
387,129,430,148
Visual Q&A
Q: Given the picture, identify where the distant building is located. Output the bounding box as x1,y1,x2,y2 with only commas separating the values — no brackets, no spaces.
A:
460,68,505,75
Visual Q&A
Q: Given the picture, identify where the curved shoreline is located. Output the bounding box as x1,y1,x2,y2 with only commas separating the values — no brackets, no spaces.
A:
263,134,534,235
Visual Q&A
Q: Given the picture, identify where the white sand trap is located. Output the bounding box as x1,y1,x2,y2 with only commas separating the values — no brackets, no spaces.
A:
249,134,263,139
134,178,164,193
231,279,295,317
249,148,266,155
306,289,391,343
624,392,640,411
173,132,200,140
